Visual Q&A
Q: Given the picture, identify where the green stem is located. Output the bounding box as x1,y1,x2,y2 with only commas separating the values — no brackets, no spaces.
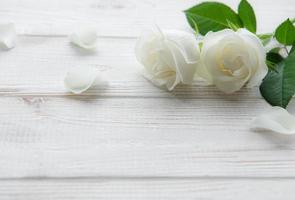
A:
257,33,273,46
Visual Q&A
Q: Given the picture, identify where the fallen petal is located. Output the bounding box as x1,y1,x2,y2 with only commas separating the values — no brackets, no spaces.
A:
64,66,100,94
69,27,97,49
251,106,295,135
0,23,16,50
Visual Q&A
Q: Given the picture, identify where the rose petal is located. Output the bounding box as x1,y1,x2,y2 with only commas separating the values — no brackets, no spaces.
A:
164,30,200,85
69,27,97,49
64,66,100,94
0,23,16,50
135,27,200,91
142,69,179,91
198,30,236,85
164,30,199,64
251,107,295,135
237,29,268,88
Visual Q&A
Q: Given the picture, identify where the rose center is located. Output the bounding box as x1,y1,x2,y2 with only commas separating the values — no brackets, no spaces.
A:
219,56,244,76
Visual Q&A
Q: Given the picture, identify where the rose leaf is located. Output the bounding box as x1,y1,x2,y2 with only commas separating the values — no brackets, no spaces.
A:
275,19,295,45
238,0,257,33
260,50,295,108
184,2,242,35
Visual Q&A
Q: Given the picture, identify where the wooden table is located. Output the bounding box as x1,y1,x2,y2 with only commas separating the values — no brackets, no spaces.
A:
0,0,294,199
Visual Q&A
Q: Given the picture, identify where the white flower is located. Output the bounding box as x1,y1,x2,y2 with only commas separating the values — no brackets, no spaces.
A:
135,28,200,91
251,106,295,135
0,23,16,50
69,27,97,49
198,29,268,93
64,66,100,94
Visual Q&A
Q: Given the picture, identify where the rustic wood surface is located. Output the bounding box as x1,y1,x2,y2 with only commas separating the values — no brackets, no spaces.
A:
0,0,294,199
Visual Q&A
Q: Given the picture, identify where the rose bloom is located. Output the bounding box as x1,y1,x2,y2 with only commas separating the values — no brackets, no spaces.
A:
135,28,200,91
197,29,268,93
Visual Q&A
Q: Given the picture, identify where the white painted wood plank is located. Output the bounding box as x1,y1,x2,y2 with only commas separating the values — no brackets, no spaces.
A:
0,36,141,93
0,0,293,36
0,0,294,198
0,36,278,99
0,178,294,200
0,11,293,178
0,96,295,178
0,0,194,36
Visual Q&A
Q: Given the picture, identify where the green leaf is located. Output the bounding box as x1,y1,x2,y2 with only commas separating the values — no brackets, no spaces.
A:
226,19,239,31
258,33,272,46
269,47,281,54
274,19,295,45
266,52,283,72
184,2,242,35
267,52,284,64
238,0,256,33
260,50,295,108
187,16,199,36
290,44,295,54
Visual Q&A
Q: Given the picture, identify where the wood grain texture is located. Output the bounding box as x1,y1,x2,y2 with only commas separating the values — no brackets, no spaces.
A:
0,178,294,200
0,0,293,36
0,0,295,198
0,96,295,178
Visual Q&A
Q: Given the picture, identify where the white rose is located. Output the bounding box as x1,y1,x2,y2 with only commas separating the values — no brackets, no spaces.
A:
198,29,268,93
135,28,200,91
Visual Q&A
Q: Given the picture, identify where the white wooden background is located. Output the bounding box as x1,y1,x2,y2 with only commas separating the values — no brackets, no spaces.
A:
0,0,294,199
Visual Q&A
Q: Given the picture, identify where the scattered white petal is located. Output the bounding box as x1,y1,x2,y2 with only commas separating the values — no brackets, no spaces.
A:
69,27,97,49
64,66,100,94
0,23,16,50
251,107,295,135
